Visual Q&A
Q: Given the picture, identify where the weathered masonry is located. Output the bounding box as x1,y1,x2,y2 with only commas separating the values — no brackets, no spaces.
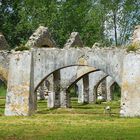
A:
1,25,140,117
4,47,140,117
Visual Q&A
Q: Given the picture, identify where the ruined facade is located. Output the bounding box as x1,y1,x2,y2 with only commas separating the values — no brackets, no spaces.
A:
0,25,140,117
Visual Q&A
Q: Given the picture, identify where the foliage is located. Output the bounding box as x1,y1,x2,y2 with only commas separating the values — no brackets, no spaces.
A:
0,0,140,48
101,0,140,46
15,44,30,51
126,44,139,52
68,85,78,97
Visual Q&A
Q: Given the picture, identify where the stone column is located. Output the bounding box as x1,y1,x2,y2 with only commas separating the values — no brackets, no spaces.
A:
106,85,114,101
37,84,45,100
5,51,35,116
53,70,61,108
77,79,84,103
47,71,61,108
77,75,90,104
83,75,89,103
47,75,55,108
47,91,55,108
93,85,97,103
106,76,115,101
60,88,71,108
97,79,107,101
88,83,94,103
121,53,140,117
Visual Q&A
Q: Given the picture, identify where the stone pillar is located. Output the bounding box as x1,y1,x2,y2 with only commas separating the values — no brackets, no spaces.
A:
121,53,140,117
83,75,89,103
48,91,55,108
106,76,115,101
97,79,107,101
88,83,94,103
60,88,71,108
93,85,97,103
53,70,61,108
47,75,55,108
77,79,84,103
88,72,107,103
106,84,114,101
101,79,107,100
77,75,90,104
5,51,34,116
37,84,45,100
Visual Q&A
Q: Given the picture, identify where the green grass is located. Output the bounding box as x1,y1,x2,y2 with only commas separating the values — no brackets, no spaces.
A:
0,96,140,140
0,85,6,97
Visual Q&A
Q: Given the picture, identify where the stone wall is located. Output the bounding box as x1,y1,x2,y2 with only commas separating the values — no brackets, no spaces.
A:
5,51,34,116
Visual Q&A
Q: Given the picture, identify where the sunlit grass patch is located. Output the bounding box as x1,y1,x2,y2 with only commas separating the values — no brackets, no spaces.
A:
0,97,140,140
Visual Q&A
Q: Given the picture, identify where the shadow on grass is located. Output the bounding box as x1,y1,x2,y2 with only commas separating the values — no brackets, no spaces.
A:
0,104,5,108
73,106,94,109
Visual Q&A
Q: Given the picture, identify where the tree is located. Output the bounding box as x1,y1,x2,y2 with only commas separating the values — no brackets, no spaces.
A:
101,0,140,46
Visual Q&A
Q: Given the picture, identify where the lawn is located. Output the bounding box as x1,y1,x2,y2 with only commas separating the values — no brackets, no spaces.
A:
0,95,140,140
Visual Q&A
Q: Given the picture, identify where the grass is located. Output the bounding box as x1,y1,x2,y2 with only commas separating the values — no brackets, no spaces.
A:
0,69,136,139
0,90,140,139
126,43,140,52
0,84,6,97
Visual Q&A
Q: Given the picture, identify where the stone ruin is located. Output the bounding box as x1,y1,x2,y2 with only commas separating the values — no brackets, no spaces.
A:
64,32,83,48
0,25,140,117
25,26,56,48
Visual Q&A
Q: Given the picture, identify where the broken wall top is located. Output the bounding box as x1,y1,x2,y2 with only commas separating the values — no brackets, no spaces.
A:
25,26,56,48
64,32,83,48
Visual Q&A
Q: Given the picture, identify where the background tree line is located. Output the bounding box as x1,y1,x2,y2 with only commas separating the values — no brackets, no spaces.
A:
0,0,140,48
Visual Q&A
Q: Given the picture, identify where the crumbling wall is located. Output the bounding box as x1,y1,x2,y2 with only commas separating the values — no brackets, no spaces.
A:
64,32,83,48
25,26,56,48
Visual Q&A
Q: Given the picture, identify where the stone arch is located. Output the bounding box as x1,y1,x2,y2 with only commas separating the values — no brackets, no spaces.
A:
34,65,91,92
93,75,108,102
67,74,108,102
36,66,100,108
59,69,100,107
36,65,103,108
33,48,124,91
6,48,140,117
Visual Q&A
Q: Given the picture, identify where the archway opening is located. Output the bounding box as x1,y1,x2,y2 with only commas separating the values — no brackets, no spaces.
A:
35,66,99,114
111,82,121,101
35,64,121,117
67,84,78,107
